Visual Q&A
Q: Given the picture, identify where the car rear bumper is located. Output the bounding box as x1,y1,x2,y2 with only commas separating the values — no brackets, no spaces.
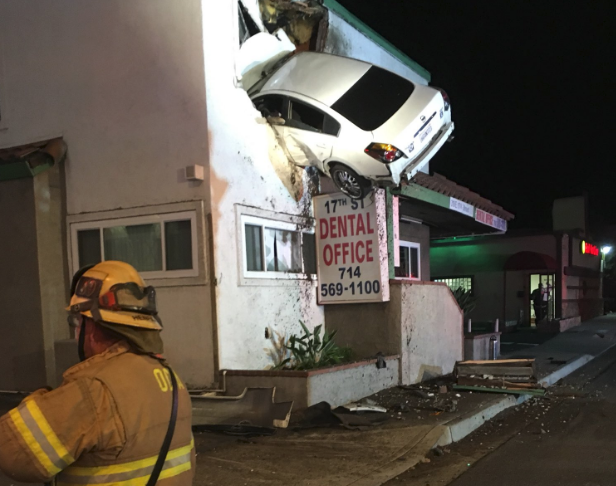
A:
385,121,455,184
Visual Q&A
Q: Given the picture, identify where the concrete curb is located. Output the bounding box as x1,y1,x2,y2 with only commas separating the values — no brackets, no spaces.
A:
539,354,593,387
367,350,614,486
437,395,516,446
437,353,596,449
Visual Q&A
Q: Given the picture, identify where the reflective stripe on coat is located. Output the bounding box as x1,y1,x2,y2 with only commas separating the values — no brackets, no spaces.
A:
0,342,194,485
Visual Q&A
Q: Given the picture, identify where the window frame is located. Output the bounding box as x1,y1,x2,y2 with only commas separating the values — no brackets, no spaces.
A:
70,211,199,280
432,275,474,294
395,240,421,281
240,214,315,280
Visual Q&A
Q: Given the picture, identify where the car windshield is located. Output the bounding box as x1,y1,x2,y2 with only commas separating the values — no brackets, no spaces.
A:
330,66,415,131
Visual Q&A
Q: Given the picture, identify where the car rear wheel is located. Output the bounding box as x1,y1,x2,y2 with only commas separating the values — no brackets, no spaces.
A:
329,164,372,200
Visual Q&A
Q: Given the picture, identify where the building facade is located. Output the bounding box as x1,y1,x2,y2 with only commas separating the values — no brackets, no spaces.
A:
431,212,604,331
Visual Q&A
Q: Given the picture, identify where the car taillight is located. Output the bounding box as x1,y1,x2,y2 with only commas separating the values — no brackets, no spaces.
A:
364,143,404,164
436,87,450,111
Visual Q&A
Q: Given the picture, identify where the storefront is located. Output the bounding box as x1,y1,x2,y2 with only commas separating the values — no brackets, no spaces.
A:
431,229,604,331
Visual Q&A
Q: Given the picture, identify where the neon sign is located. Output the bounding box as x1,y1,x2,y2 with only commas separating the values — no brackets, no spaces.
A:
581,241,599,256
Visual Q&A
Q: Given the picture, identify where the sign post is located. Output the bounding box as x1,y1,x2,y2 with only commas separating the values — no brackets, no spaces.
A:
314,190,390,304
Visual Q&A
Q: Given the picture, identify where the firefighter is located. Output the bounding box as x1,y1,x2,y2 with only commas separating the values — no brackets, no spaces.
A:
0,261,194,485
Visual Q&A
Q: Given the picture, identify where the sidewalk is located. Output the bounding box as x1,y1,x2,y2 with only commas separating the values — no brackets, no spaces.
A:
193,315,616,486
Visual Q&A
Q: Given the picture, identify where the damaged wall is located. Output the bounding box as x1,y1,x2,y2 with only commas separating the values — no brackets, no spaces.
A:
209,0,433,372
0,0,215,387
325,281,463,385
202,0,323,372
258,0,328,51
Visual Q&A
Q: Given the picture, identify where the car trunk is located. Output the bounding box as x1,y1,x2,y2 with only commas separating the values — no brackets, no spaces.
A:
372,85,445,158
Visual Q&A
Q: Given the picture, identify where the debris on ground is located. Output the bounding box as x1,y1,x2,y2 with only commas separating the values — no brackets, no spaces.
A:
191,387,293,429
343,402,388,413
290,401,389,431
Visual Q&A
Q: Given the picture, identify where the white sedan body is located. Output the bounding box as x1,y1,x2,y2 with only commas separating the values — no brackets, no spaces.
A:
250,52,454,186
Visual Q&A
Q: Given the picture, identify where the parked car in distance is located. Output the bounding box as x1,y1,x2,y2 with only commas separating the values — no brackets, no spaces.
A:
249,52,454,199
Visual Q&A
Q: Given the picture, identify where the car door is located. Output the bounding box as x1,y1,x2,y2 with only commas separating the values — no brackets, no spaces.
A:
282,98,339,169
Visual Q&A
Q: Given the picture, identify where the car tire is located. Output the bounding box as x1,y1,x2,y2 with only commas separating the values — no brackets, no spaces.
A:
329,164,372,200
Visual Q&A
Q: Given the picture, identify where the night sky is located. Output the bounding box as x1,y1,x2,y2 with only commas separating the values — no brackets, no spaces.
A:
338,0,615,230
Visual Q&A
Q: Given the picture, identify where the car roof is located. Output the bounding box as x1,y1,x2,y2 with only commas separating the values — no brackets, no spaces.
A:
256,52,372,107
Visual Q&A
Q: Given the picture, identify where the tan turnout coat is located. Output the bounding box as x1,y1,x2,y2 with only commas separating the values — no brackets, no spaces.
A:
0,342,194,485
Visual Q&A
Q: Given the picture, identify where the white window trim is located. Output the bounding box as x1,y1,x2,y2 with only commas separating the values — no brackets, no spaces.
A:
396,240,421,281
240,214,315,280
70,211,199,280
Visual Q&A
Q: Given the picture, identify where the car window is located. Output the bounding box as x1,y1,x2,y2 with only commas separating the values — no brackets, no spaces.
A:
253,95,287,119
330,66,415,131
288,99,340,136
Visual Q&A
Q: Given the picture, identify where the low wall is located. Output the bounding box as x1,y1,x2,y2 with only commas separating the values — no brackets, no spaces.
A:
562,299,603,323
326,281,464,385
223,356,400,409
464,333,501,360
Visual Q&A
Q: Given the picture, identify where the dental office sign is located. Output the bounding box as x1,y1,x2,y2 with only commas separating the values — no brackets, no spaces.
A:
314,190,390,304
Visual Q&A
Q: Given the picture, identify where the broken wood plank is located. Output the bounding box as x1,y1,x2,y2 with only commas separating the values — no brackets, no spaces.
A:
459,359,535,365
457,366,534,377
453,384,546,397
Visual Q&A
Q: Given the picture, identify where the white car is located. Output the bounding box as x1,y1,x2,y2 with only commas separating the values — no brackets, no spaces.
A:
249,52,454,199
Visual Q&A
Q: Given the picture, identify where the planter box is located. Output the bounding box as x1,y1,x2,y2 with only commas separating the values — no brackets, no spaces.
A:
537,316,581,333
222,355,400,409
464,332,501,360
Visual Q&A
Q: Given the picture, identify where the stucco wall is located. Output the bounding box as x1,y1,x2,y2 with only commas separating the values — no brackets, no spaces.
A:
202,1,324,371
33,164,71,386
0,0,215,387
471,272,504,323
504,271,527,325
0,0,210,213
326,281,463,385
0,178,47,390
325,12,429,85
397,282,463,384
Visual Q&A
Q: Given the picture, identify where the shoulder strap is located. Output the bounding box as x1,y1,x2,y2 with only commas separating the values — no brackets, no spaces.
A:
146,365,179,486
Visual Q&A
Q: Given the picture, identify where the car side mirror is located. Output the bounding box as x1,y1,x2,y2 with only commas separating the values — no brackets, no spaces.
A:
266,116,286,126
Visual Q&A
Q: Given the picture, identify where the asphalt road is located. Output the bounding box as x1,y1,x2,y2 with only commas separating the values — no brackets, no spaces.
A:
447,345,616,486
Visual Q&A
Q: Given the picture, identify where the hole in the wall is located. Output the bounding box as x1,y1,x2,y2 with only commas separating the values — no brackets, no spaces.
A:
265,327,270,339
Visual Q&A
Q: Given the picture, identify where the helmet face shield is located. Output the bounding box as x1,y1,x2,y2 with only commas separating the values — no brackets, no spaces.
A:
100,283,157,315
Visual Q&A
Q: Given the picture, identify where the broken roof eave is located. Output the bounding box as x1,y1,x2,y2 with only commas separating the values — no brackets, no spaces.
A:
0,138,66,182
322,0,431,82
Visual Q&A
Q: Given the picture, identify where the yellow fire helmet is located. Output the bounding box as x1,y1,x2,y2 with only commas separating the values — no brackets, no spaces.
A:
68,261,162,330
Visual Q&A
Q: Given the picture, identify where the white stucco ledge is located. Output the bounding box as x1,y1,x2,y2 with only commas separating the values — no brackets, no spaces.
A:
222,355,400,409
